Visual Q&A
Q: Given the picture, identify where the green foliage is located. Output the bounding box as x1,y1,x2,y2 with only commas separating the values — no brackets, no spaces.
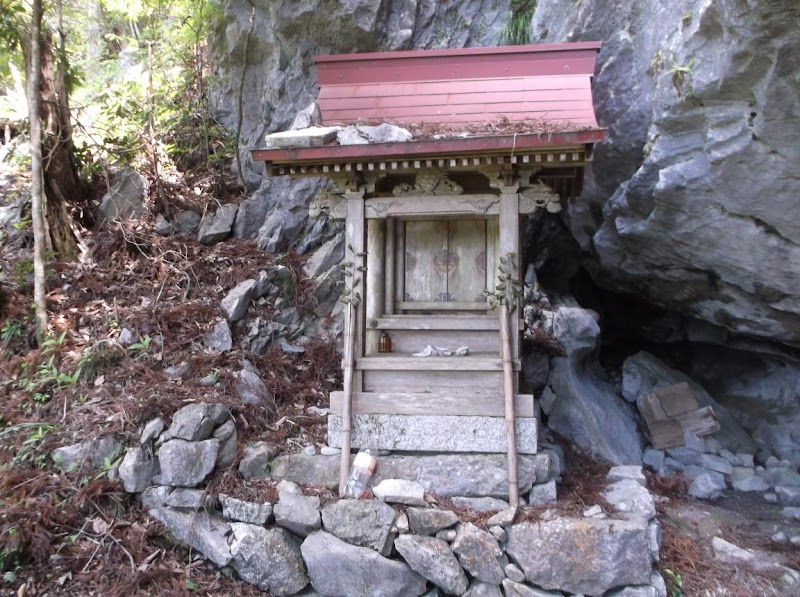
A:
126,334,152,356
501,0,536,46
339,243,367,307
0,422,58,468
667,55,694,95
0,0,25,86
1,319,23,347
662,568,683,597
482,252,523,312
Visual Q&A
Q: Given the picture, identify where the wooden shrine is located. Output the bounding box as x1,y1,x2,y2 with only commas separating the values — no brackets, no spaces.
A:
253,43,605,500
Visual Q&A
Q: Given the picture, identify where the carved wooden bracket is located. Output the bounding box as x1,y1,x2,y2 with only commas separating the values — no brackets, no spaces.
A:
309,190,347,219
392,168,463,196
519,181,562,213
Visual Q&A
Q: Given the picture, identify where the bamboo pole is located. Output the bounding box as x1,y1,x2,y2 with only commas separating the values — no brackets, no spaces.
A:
500,302,520,506
339,300,356,495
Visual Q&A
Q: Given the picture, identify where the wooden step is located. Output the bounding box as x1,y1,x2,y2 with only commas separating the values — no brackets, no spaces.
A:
330,391,534,417
376,315,524,331
356,354,521,371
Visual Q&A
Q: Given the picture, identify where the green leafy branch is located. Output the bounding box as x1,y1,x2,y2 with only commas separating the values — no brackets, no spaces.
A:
339,243,367,307
482,252,523,313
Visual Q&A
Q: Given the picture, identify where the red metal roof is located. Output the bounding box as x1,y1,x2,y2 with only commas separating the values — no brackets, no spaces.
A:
252,42,604,167
315,42,602,129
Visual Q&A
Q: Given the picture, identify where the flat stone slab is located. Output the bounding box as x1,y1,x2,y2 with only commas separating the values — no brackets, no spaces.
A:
264,126,341,148
328,414,537,454
270,452,550,498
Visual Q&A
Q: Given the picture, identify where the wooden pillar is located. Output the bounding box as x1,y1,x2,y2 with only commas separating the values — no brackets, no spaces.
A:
365,219,385,354
499,190,520,361
339,191,365,494
385,217,395,316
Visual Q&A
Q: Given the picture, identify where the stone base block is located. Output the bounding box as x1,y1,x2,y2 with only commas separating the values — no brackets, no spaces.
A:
270,452,552,498
328,414,537,454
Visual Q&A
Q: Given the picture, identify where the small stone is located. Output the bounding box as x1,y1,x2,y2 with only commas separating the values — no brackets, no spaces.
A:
643,448,666,474
452,522,506,584
665,446,701,466
736,453,755,467
791,536,800,546
158,439,219,487
395,513,410,534
688,471,726,500
436,529,457,542
237,360,272,405
603,479,656,520
119,446,157,493
502,578,563,596
219,494,273,525
776,485,800,505
528,480,557,506
321,499,397,555
648,520,662,562
407,508,459,535
783,507,800,520
140,417,166,445
239,442,273,479
229,524,308,595
607,465,647,486
204,320,233,352
163,362,190,379
141,486,172,509
165,488,209,509
664,457,685,472
274,489,321,537
504,562,526,583
173,211,201,234
221,279,257,321
464,580,503,596
320,447,340,456
197,203,238,245
683,432,706,453
699,453,734,475
280,338,306,353
488,526,506,542
153,214,172,236
302,445,316,456
265,126,341,148
394,534,469,595
772,531,787,542
149,508,231,566
486,507,517,527
164,403,228,442
583,504,604,518
450,496,509,513
732,475,769,492
765,493,778,503
704,437,723,454
373,479,427,506
118,328,136,347
712,537,755,563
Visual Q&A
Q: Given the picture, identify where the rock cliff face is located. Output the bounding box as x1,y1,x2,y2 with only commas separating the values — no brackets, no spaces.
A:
208,0,511,252
210,0,800,352
531,0,800,349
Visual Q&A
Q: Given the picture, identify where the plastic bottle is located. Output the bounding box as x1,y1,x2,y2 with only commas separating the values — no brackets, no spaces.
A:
344,449,378,498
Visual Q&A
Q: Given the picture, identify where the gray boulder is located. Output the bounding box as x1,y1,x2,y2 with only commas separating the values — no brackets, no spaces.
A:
450,496,509,513
321,499,397,555
239,442,274,479
464,581,503,596
158,439,219,487
236,359,272,405
688,470,727,500
165,488,210,509
153,214,172,236
98,168,148,221
546,306,643,465
394,534,469,595
141,486,172,509
164,403,228,442
270,453,340,487
51,436,122,472
219,494,273,525
372,479,426,506
602,479,657,520
198,203,238,244
149,507,231,566
118,446,158,493
274,483,321,537
301,531,426,597
452,523,506,585
502,580,563,596
213,418,238,468
221,279,257,322
140,417,166,445
506,518,652,595
173,211,201,234
204,319,233,352
406,508,460,536
229,524,308,595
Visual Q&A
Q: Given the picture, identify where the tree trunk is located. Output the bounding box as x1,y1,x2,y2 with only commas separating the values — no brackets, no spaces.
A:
26,0,48,337
40,23,83,261
23,6,84,262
